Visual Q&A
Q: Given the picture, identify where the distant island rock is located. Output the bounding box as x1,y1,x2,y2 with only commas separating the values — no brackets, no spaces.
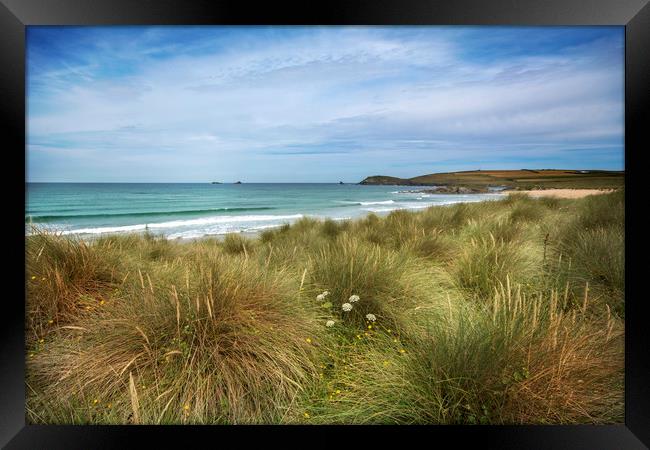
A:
234,181,242,184
339,181,344,184
211,181,221,184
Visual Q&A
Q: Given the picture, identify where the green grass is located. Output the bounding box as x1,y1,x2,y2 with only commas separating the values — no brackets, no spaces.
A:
25,190,624,424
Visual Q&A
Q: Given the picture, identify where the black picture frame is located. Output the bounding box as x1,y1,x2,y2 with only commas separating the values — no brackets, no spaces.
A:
2,0,649,447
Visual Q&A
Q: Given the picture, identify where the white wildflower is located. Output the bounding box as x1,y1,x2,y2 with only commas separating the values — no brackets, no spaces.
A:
326,320,335,327
365,313,377,322
322,290,330,297
349,295,360,303
316,294,325,301
342,303,353,312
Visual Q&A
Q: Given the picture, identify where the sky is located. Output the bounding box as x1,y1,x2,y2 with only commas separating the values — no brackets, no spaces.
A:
26,26,624,183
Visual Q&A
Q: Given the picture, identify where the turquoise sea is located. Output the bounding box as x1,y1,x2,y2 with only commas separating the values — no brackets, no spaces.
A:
26,183,505,239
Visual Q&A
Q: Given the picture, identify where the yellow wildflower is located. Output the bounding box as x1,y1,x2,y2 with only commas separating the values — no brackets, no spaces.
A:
39,338,44,344
93,399,98,405
107,403,112,409
306,338,312,344
47,319,54,324
304,412,310,418
31,276,36,280
183,404,190,411
400,349,406,354
336,390,341,394
99,300,105,306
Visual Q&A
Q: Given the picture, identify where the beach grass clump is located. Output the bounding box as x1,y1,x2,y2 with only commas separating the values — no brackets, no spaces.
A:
409,229,456,261
555,190,625,313
453,234,540,300
509,202,545,223
320,218,349,239
574,189,624,230
562,226,624,314
502,192,534,206
222,232,251,255
486,219,524,243
26,231,117,343
419,202,471,230
307,236,426,331
538,196,561,209
27,253,325,424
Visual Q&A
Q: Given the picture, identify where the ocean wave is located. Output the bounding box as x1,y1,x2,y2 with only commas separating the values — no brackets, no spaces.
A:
362,198,498,213
52,214,304,236
336,200,395,206
26,206,274,222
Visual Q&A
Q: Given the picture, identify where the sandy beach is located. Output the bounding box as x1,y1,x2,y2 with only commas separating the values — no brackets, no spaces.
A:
512,189,615,199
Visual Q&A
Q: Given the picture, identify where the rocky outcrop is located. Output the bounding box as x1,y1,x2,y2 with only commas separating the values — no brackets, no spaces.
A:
397,185,490,194
359,176,412,185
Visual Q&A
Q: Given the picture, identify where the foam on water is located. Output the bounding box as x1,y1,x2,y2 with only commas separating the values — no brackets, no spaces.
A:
53,214,304,236
27,183,505,239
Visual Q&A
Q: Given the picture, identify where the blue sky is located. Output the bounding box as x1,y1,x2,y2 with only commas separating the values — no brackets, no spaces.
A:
26,26,624,183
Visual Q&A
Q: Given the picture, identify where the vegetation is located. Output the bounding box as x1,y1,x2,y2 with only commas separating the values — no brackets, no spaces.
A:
360,169,624,190
26,190,624,424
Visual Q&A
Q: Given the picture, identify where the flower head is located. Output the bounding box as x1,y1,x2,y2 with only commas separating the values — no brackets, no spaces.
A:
342,303,353,312
365,313,377,322
322,290,330,297
326,320,335,328
316,294,325,301
349,294,360,303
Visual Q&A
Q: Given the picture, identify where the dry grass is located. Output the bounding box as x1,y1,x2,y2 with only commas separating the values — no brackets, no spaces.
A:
26,190,624,424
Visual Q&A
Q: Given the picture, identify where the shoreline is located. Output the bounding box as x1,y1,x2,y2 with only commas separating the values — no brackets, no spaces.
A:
27,188,617,243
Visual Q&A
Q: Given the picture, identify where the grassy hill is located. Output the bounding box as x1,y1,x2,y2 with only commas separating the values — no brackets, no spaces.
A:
360,169,625,190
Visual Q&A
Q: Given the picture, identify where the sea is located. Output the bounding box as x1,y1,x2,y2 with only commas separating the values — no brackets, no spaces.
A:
25,183,506,240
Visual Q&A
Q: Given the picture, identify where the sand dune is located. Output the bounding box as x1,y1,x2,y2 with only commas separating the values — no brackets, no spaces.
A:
513,189,615,199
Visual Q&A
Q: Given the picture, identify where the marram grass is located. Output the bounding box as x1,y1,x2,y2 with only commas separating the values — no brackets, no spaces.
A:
26,190,624,424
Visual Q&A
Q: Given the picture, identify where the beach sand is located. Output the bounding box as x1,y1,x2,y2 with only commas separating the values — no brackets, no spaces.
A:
512,189,615,199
